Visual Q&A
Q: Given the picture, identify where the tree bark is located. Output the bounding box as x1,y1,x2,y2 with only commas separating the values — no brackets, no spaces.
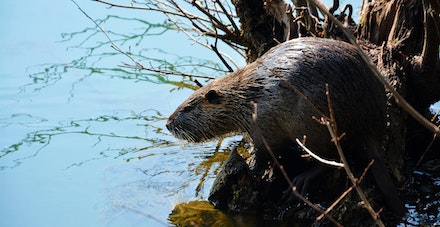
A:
231,0,287,62
359,0,440,108
358,0,440,174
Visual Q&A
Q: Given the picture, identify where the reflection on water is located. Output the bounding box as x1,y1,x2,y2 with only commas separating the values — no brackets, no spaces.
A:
1,110,173,169
2,8,230,164
169,200,235,226
24,14,225,93
0,1,240,226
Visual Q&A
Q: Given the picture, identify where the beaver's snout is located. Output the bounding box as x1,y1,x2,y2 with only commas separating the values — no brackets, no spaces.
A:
166,110,202,142
166,105,184,131
166,115,184,141
166,106,221,143
165,118,173,132
166,112,178,134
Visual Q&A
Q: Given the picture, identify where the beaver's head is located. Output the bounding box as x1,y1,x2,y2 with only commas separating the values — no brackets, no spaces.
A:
166,68,262,143
166,84,242,143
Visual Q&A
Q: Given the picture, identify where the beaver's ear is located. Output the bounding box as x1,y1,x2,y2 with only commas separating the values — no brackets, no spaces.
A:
205,90,221,104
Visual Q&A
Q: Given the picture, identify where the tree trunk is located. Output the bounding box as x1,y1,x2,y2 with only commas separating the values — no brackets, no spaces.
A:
231,0,288,62
358,0,440,173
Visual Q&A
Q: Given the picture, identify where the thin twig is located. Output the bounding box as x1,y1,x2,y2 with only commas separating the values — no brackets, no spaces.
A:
317,159,375,220
191,0,234,36
415,133,438,168
95,0,245,68
211,44,234,72
120,62,216,80
205,1,234,72
431,109,440,122
72,0,218,82
323,84,385,227
295,138,344,167
164,13,241,69
215,0,240,33
94,0,211,23
71,0,143,69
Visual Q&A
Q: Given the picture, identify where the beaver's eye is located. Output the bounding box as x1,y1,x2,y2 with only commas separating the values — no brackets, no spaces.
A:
205,90,221,104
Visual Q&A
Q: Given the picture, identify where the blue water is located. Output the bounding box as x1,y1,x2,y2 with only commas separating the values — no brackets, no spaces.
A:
0,1,234,226
1,1,439,226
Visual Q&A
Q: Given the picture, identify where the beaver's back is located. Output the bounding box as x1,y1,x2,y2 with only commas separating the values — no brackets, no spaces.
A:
167,37,386,159
247,38,386,158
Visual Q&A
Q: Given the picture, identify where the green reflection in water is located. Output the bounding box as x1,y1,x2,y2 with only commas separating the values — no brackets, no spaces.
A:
3,14,232,169
169,200,235,226
23,15,227,95
1,12,243,225
1,110,177,169
0,4,244,227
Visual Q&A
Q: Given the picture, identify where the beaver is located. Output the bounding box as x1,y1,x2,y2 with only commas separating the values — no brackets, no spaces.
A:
166,37,405,217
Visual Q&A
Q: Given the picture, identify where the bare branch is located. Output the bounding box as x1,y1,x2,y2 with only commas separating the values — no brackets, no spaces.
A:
72,0,142,67
93,0,203,20
317,159,375,221
211,44,233,72
295,138,344,167
163,13,242,69
215,0,240,33
191,0,234,36
322,84,385,227
120,62,216,80
72,0,216,85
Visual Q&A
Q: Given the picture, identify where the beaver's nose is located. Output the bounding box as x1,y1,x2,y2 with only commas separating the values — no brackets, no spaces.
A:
166,118,174,131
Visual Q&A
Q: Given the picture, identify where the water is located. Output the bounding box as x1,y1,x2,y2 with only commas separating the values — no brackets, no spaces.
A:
1,0,439,226
0,1,240,226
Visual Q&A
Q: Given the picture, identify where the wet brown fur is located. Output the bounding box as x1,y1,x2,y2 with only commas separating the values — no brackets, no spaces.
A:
167,37,405,216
